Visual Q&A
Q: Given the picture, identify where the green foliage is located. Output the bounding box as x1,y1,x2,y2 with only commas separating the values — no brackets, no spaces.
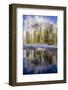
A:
26,31,30,43
25,24,57,45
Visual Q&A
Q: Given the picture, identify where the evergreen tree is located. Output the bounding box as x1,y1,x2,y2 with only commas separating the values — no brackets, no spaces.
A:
44,28,49,44
48,24,54,45
26,31,30,44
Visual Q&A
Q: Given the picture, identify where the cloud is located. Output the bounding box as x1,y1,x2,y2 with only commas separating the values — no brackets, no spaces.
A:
23,15,57,32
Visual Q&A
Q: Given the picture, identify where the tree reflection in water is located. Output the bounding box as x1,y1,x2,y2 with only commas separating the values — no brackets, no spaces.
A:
23,49,57,75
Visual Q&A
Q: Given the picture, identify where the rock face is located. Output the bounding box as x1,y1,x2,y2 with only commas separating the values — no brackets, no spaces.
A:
24,17,57,45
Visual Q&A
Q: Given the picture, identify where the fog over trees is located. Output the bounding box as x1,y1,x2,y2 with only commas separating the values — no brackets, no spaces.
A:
23,16,57,45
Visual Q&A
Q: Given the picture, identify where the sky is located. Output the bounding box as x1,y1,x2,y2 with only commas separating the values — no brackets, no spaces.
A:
23,15,57,31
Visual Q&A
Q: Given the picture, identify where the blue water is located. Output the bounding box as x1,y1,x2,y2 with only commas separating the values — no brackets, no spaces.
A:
23,44,57,50
23,58,57,75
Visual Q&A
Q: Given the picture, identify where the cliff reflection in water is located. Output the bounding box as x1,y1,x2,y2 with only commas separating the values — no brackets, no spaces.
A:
23,48,57,75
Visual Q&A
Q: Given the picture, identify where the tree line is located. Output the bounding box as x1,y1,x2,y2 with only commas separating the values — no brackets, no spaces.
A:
24,24,57,45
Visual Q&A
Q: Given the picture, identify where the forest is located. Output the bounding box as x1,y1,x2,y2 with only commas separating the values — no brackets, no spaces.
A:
24,24,57,45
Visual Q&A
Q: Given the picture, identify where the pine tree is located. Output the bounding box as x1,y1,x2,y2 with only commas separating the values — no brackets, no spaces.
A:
48,24,54,45
26,31,30,44
44,28,49,44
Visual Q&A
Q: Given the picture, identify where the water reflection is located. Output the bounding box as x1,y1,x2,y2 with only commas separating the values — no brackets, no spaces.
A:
23,48,57,75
